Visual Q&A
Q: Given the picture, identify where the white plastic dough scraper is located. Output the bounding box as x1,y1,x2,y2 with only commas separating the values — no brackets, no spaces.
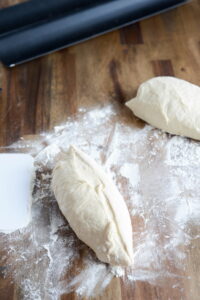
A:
0,154,35,233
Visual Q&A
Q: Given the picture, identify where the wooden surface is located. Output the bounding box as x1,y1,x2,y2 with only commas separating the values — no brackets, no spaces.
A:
0,0,200,299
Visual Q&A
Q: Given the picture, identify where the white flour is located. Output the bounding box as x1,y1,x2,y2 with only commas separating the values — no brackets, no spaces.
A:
0,103,200,299
120,163,140,188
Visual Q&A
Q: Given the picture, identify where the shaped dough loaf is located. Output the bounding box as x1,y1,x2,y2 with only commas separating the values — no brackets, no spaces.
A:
52,146,133,266
126,77,200,140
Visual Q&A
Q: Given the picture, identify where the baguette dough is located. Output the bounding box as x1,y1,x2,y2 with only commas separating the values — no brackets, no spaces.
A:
52,146,133,266
126,77,200,140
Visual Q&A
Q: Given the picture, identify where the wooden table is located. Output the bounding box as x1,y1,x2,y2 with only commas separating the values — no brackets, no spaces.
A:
0,1,200,299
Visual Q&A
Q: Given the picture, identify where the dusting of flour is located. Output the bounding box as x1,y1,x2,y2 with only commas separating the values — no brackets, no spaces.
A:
0,103,200,299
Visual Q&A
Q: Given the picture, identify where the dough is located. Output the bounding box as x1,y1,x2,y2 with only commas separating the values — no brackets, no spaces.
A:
126,77,200,140
52,146,133,266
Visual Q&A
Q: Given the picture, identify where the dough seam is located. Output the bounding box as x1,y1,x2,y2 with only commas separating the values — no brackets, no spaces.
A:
72,147,130,259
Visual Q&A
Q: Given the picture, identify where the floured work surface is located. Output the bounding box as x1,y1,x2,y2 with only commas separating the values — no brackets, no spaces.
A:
0,103,200,299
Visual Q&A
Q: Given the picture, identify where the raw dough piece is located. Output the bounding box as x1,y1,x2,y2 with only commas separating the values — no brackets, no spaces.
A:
52,146,133,266
126,77,200,140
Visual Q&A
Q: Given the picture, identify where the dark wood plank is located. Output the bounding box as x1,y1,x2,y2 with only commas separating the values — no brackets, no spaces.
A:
151,60,174,76
120,23,143,45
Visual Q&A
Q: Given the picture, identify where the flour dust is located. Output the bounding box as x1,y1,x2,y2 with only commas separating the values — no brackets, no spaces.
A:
0,103,200,299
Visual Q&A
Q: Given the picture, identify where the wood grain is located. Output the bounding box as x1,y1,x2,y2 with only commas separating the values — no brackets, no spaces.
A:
151,60,174,76
120,23,144,45
0,1,200,299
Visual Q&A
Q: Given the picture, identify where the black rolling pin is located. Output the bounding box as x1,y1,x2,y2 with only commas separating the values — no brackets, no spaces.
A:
0,0,188,66
0,0,104,35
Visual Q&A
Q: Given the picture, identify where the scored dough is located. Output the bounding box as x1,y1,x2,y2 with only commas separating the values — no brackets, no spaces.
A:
52,146,133,266
126,77,200,140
